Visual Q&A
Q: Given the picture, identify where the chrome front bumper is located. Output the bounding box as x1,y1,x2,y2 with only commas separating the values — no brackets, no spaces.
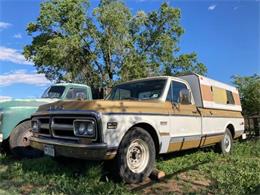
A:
30,136,117,160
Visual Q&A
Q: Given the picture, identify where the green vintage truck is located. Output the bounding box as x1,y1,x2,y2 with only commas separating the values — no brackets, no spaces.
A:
0,83,92,158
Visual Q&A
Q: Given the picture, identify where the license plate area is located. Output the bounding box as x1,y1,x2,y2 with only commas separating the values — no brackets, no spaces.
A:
44,144,55,157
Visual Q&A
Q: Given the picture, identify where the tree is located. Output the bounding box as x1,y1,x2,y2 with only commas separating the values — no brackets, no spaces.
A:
24,0,207,89
232,74,260,116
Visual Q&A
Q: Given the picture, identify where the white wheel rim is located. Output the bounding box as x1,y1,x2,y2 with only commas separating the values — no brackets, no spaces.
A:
224,133,231,152
126,139,149,173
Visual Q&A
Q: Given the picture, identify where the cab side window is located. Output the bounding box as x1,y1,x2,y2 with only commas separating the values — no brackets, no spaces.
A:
66,88,88,100
171,81,188,103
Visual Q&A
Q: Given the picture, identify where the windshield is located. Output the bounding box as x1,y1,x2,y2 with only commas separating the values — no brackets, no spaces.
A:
107,79,167,101
41,86,65,99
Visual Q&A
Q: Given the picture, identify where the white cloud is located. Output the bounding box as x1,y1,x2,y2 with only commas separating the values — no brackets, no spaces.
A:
208,4,217,11
0,95,12,100
0,70,50,87
0,46,33,65
13,33,22,39
0,22,11,30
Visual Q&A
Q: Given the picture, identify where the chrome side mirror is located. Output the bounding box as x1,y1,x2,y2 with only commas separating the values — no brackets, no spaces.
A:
179,89,192,104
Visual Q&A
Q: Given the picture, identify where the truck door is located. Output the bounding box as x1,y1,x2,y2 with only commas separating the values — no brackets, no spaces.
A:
167,80,202,152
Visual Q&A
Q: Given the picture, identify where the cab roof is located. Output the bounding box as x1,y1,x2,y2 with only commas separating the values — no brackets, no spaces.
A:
52,83,90,88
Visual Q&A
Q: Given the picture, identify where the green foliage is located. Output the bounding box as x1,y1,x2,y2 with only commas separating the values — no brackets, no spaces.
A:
0,156,129,194
1,141,259,194
232,74,260,116
24,0,206,88
201,141,260,194
158,140,260,195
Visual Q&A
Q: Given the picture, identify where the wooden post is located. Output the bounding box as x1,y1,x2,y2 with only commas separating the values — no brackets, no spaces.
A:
253,117,260,137
149,169,165,181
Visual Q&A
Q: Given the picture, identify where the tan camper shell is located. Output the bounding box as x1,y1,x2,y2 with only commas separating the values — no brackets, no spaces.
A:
30,74,245,183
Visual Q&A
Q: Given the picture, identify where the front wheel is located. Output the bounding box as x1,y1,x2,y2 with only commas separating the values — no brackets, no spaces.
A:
9,121,43,158
217,128,233,155
115,127,155,183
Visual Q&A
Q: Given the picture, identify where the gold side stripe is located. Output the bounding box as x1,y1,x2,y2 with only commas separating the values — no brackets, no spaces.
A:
167,134,224,152
160,132,170,136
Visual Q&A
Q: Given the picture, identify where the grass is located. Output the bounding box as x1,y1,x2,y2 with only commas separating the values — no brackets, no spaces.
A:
0,139,260,194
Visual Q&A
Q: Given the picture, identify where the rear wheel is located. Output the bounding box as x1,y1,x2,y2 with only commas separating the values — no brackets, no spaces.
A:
9,121,43,158
217,128,233,155
115,127,155,183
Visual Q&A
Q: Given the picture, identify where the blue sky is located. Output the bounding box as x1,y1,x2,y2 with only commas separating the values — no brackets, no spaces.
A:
0,0,259,99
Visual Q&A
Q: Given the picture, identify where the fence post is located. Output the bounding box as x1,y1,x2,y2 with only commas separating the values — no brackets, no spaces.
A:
254,117,260,137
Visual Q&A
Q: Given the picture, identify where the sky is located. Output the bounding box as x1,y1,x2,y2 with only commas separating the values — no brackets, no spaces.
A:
0,0,259,99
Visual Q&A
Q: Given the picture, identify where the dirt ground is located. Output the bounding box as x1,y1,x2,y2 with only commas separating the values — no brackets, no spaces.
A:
128,169,213,194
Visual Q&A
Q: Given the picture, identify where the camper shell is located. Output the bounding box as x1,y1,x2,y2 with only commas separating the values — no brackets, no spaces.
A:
180,73,241,111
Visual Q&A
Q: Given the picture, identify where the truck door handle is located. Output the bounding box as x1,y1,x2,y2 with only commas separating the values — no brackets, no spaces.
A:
192,111,198,114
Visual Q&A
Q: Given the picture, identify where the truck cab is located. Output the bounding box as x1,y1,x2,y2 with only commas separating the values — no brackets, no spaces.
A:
0,83,92,157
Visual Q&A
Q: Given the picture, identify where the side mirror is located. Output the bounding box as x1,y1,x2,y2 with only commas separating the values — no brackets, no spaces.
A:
179,89,192,104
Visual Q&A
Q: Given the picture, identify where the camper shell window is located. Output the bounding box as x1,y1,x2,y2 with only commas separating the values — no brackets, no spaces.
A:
226,90,235,104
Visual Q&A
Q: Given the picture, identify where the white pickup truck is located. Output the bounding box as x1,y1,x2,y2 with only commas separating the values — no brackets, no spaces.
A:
30,73,245,183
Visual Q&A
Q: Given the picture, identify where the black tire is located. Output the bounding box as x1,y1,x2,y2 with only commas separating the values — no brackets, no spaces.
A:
115,127,155,184
217,128,233,155
9,121,43,158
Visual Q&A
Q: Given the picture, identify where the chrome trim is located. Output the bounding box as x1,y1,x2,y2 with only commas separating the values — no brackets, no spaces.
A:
30,136,106,148
32,117,51,136
41,123,50,130
32,110,100,117
102,112,243,119
52,124,74,131
170,133,224,144
50,117,78,141
32,110,103,142
51,134,79,141
73,119,97,138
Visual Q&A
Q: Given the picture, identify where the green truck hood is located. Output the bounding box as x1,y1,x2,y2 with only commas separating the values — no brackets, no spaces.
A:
0,98,57,109
0,98,59,140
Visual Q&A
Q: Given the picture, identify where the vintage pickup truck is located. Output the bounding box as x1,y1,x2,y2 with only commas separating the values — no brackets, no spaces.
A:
0,83,92,157
30,74,245,183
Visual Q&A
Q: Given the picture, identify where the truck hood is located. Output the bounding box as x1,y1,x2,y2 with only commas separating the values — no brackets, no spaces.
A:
37,100,171,115
0,98,58,109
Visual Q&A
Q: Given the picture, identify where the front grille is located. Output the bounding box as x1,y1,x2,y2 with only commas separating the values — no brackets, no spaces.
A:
33,115,96,140
52,117,76,139
38,118,50,136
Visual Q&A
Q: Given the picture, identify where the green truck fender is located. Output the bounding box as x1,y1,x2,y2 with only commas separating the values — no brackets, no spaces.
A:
1,106,38,140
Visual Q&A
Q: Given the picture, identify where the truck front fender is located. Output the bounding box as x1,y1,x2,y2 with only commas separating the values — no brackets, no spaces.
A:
1,107,38,140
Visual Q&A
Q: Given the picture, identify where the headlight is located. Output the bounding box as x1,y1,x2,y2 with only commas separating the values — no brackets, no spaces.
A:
73,120,96,138
31,120,39,132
